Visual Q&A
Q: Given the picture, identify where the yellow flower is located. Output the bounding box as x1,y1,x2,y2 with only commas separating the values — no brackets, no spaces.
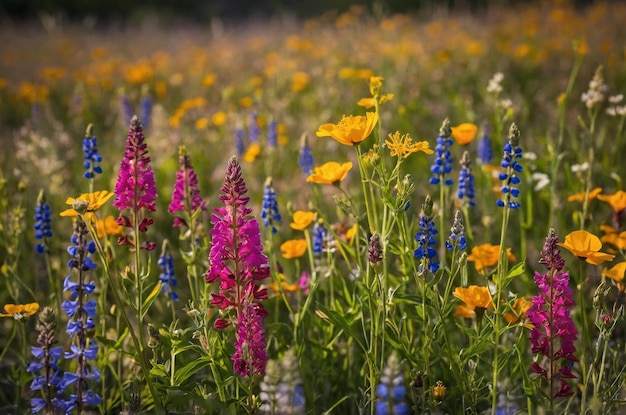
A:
345,223,358,243
357,97,375,109
306,161,353,185
280,239,307,259
0,303,39,320
597,190,626,212
503,297,532,326
290,211,316,230
212,111,227,126
292,72,310,92
453,304,475,319
59,191,114,218
558,230,615,265
315,112,378,146
268,273,299,294
433,381,446,402
466,244,516,273
243,143,261,163
202,74,216,87
451,123,478,145
603,262,626,282
453,285,494,311
385,131,434,158
567,187,602,203
195,117,209,129
96,215,124,238
600,225,626,250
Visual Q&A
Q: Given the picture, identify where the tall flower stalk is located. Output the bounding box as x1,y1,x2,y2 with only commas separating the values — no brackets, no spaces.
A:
205,157,270,412
527,229,578,413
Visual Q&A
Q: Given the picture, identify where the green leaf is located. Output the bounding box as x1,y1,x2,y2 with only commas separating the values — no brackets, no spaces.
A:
150,363,169,378
141,282,163,320
316,303,366,352
174,356,213,385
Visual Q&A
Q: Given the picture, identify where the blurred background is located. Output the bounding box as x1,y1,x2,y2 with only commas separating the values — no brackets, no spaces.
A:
0,0,602,23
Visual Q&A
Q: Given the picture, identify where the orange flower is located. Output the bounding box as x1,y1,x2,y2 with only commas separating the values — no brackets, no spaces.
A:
280,239,307,259
315,112,378,146
453,286,493,311
345,223,358,243
503,297,532,326
96,215,124,238
0,303,39,320
466,244,516,273
567,187,602,203
451,123,478,145
290,211,316,230
603,261,626,282
306,161,353,185
453,304,475,319
597,190,626,212
558,230,615,265
243,142,261,163
600,225,626,251
268,273,299,294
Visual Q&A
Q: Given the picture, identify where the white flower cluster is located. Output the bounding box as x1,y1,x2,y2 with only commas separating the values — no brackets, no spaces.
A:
487,72,504,94
606,94,626,116
581,67,607,109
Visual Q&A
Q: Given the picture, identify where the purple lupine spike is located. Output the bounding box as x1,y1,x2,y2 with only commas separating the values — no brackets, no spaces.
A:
169,146,206,228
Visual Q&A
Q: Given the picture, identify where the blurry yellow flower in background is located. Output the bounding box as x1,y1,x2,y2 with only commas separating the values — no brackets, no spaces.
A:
243,143,261,163
212,111,227,126
306,161,353,185
124,59,154,85
567,187,602,203
385,131,433,158
239,96,254,108
600,225,626,251
558,230,615,265
202,74,216,87
597,190,626,212
451,123,478,145
60,191,114,218
467,243,516,273
280,239,307,259
316,112,378,146
268,273,299,294
603,261,626,282
290,211,316,230
292,71,310,92
195,117,209,129
453,304,476,319
0,303,39,319
96,215,124,238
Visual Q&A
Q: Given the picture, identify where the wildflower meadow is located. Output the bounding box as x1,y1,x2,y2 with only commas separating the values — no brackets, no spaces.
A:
1,1,626,414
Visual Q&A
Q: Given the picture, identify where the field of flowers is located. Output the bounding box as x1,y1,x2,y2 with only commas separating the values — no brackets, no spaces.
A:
1,1,626,414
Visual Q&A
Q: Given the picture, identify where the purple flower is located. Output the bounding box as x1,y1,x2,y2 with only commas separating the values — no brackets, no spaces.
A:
414,196,439,274
298,134,314,177
231,302,267,377
34,190,52,254
169,146,206,228
527,228,578,398
260,177,281,234
114,115,157,212
206,157,270,330
429,119,454,186
456,151,475,207
496,123,523,209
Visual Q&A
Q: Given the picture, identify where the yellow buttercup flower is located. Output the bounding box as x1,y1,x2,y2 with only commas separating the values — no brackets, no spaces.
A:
0,303,39,320
558,230,615,265
503,297,532,326
385,131,433,158
600,225,626,250
268,273,299,294
453,304,475,319
315,112,378,146
451,123,478,145
453,285,494,311
243,143,261,163
280,239,307,259
603,262,626,282
290,211,316,230
59,191,114,217
466,244,516,273
306,161,353,185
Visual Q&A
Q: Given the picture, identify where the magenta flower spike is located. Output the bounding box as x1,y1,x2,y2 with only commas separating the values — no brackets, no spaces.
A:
169,146,206,228
232,302,268,377
206,157,270,328
527,228,578,399
113,115,157,250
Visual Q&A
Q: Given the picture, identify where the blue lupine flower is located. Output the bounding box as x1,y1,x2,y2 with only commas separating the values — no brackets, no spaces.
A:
375,352,409,415
267,118,278,148
429,119,454,186
58,217,101,411
157,251,178,301
457,150,476,207
249,111,260,143
298,134,314,177
34,191,52,254
120,93,133,127
414,196,439,274
260,178,281,234
140,93,153,130
477,125,493,165
82,127,103,179
312,220,328,255
235,128,246,157
446,210,467,251
496,123,523,209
